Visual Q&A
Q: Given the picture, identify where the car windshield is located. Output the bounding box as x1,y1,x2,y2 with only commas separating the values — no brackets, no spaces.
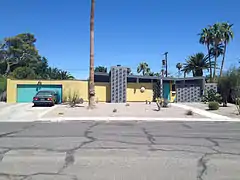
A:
36,91,54,96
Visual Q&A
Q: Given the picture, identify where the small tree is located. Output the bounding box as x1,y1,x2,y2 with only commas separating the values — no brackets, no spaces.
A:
236,98,240,115
218,67,240,107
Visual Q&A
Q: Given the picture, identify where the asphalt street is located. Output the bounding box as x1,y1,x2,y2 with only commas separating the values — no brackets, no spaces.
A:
0,120,240,180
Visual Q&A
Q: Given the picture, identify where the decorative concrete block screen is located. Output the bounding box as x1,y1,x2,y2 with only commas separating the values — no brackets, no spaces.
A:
110,66,127,103
177,85,201,102
153,80,161,101
205,83,217,93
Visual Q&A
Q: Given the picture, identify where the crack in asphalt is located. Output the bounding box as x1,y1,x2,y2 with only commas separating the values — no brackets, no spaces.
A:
0,122,99,177
0,124,36,138
57,122,99,173
181,123,193,129
142,128,155,145
0,121,240,180
205,137,220,147
0,149,11,162
0,172,78,180
197,153,211,180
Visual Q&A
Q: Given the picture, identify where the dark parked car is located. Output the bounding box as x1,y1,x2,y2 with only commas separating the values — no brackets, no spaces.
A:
33,90,59,106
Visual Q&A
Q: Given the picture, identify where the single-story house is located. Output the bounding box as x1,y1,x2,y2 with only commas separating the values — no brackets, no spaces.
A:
6,66,205,103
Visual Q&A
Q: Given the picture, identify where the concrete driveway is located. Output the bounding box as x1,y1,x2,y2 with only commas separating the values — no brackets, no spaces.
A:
0,103,57,121
0,121,239,179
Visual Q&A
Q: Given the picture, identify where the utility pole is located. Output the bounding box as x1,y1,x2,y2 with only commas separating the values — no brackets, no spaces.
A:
163,52,168,77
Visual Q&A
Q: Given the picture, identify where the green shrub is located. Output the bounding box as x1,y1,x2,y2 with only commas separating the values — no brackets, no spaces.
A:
202,89,222,103
208,101,219,110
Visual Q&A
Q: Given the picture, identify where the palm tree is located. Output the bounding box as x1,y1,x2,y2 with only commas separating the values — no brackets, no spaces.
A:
210,23,223,80
219,22,234,77
209,44,224,58
176,63,182,78
137,62,150,76
148,72,154,76
182,53,211,77
89,0,95,108
199,27,213,81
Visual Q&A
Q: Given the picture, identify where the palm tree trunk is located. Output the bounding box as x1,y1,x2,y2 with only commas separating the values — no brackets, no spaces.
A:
207,44,212,82
213,44,218,81
88,0,95,108
5,62,11,76
220,41,227,77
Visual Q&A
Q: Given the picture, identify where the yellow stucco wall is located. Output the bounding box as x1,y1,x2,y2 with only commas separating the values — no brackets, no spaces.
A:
127,83,153,102
7,79,175,103
7,79,110,103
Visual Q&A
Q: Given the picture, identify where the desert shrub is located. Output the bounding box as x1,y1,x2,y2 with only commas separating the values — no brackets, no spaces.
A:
162,99,169,108
79,98,84,104
67,90,80,107
208,101,219,110
62,95,68,103
145,100,151,104
155,98,169,110
185,110,193,116
155,98,161,111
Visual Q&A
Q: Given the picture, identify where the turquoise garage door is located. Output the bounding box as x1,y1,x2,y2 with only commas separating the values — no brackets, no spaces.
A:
17,84,62,103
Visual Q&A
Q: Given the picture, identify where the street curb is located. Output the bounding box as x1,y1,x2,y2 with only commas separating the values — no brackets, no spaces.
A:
1,117,239,122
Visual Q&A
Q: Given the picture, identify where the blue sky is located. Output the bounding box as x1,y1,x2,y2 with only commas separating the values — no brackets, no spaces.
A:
1,0,240,79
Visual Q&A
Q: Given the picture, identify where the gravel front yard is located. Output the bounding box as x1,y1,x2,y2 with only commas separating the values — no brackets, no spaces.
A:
42,103,205,119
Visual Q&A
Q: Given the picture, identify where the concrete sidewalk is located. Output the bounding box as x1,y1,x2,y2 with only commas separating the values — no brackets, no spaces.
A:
171,103,233,120
0,103,58,121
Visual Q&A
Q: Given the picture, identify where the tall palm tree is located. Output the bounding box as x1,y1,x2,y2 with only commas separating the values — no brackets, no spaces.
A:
182,53,211,77
210,23,223,80
137,62,150,76
219,22,234,77
176,63,182,77
199,27,213,81
89,0,95,108
209,44,224,58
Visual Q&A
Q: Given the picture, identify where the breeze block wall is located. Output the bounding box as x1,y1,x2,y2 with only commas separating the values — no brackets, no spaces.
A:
176,85,201,102
110,66,128,103
204,83,218,93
